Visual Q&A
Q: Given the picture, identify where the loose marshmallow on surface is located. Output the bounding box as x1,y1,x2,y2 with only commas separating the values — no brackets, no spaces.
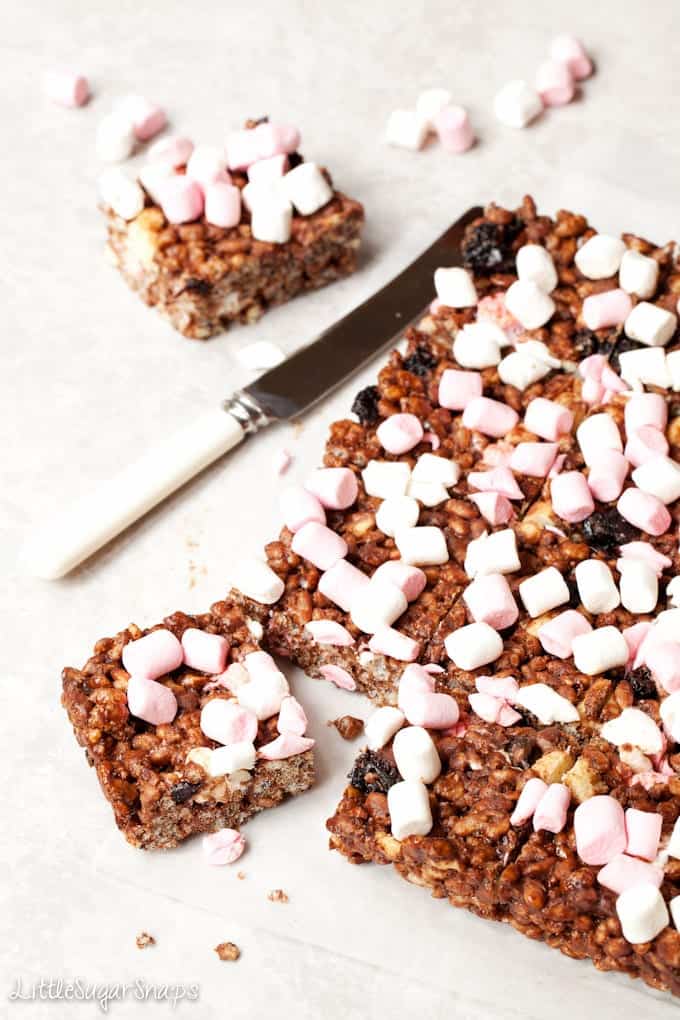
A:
280,485,326,532
318,559,369,611
291,521,348,570
362,460,411,499
524,397,574,441
116,95,166,142
388,780,433,840
576,413,623,466
551,470,594,523
619,248,660,299
572,626,629,676
148,134,194,168
375,495,420,537
377,413,424,454
600,707,664,754
200,698,258,745
433,105,475,153
45,67,89,107
385,110,428,150
625,302,677,347
98,168,145,221
393,726,441,783
411,453,460,488
574,796,627,865
462,396,519,438
574,235,626,280
350,580,408,634
453,322,503,368
415,88,452,129
464,529,520,578
516,244,558,292
582,289,632,330
204,182,241,228
513,683,579,724
550,34,593,80
282,162,332,215
510,777,548,825
535,59,575,106
617,487,671,536
158,176,204,224
616,885,669,944
587,450,629,503
372,561,427,602
434,267,477,308
365,706,405,750
504,280,555,330
127,675,178,725
202,828,246,867
619,348,671,389
626,808,663,861
122,629,183,680
438,368,483,410
96,111,136,162
632,457,680,505
532,783,571,834
494,80,543,128
463,573,519,630
519,566,570,618
537,610,592,659
444,622,504,670
250,195,293,243
574,559,620,614
305,467,358,510
617,559,659,614
182,629,229,674
395,526,448,566
231,558,285,605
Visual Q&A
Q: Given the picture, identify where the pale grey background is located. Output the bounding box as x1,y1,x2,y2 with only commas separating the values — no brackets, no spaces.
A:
3,1,680,1017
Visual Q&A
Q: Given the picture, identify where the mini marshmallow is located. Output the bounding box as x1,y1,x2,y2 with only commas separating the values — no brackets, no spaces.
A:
202,828,246,867
350,580,408,634
204,182,241,228
623,621,654,664
550,34,593,80
415,88,452,128
318,559,369,611
411,453,460,488
667,817,680,859
148,134,194,168
137,162,175,203
618,247,660,299
660,690,680,742
476,677,519,700
577,413,623,466
282,162,332,215
122,629,183,680
231,557,285,605
497,349,552,391
96,111,136,162
625,426,670,467
574,235,626,280
625,302,677,347
572,626,629,676
291,522,348,570
362,460,411,499
127,675,178,725
504,280,555,330
182,629,229,674
510,777,548,825
467,467,524,501
551,471,595,522
237,670,289,721
582,289,632,330
464,573,519,630
248,154,289,185
574,795,628,865
365,706,406,750
533,783,571,834
617,559,659,614
207,741,257,776
587,450,629,502
519,566,570,618
464,529,520,578
668,577,680,608
620,542,671,576
494,79,543,128
469,492,515,527
44,67,89,107
513,683,579,724
433,105,475,153
277,695,308,736
626,808,663,861
200,697,258,745
158,176,204,224
625,393,668,435
280,485,326,532
242,179,285,212
258,732,314,760
254,122,301,159
444,622,504,671
393,726,442,783
468,691,519,726
434,267,478,308
403,691,459,729
372,561,427,602
304,468,358,511
388,780,433,840
117,95,166,142
395,526,449,566
515,244,558,292
617,487,671,536
225,128,262,170
98,168,145,220
406,479,449,507
598,854,663,895
666,349,680,390
537,610,592,659
319,664,356,691
453,322,504,368
250,194,293,244
535,59,575,106
368,627,420,662
633,457,680,505
462,397,519,438
575,559,620,614
304,619,355,646
600,707,664,754
616,885,669,945
385,110,428,150
438,368,483,410
524,397,574,441
377,413,424,455
510,442,558,478
398,664,435,709
376,496,420,538
619,347,672,389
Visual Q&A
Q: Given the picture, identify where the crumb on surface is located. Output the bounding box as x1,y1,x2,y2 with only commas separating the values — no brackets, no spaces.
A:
329,715,364,740
214,941,241,961
267,889,289,903
237,871,246,881
135,932,156,949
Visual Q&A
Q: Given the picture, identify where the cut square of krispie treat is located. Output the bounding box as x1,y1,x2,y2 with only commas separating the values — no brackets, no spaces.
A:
62,598,314,849
102,118,364,339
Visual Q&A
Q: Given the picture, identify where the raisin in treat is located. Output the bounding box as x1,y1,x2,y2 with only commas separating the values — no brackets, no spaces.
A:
62,598,314,849
101,119,364,339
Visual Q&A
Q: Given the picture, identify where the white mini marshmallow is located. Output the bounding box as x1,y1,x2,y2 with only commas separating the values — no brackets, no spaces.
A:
96,111,136,162
616,885,669,945
660,691,680,742
282,162,333,215
576,413,623,466
667,817,680,859
375,496,420,537
138,162,176,203
386,110,428,150
434,267,477,308
464,529,520,578
98,168,145,220
666,350,680,391
498,350,552,390
395,526,449,566
617,559,658,614
633,457,680,505
572,626,629,676
667,577,680,608
619,347,671,389
185,144,228,186
416,88,453,129
494,80,543,128
513,683,579,724
393,726,442,783
411,453,460,488
504,280,555,330
574,235,626,280
453,322,504,368
601,707,664,754
406,479,450,507
207,741,257,776
444,622,504,670
350,580,408,634
625,302,677,347
619,249,659,299
231,558,284,604
575,560,621,614
670,895,680,931
516,244,558,293
242,179,284,212
237,671,289,721
388,780,433,840
362,461,412,499
519,567,570,618
250,195,293,243
365,706,406,750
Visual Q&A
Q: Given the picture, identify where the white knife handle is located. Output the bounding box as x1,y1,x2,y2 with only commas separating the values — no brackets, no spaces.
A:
25,409,245,579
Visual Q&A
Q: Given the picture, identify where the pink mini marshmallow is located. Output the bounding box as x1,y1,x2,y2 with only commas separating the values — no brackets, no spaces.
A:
619,542,671,576
533,783,571,834
646,640,680,693
574,795,627,865
127,674,178,725
535,58,575,106
305,468,358,510
617,487,671,536
624,393,668,435
148,134,194,168
202,828,246,866
372,561,427,602
476,675,520,701
204,181,241,228
200,697,258,744
464,573,519,630
398,663,435,709
376,413,424,454
463,397,520,438
579,354,608,381
423,663,446,675
482,441,514,467
538,610,592,659
319,663,356,691
242,650,280,680
625,426,669,468
433,104,475,153
181,628,229,674
587,450,629,502
318,560,369,611
625,808,663,861
468,691,505,724
305,619,355,646
247,153,289,183
404,690,460,729
581,377,605,406
44,67,89,107
625,621,655,667
497,703,523,726
291,522,348,570
582,289,632,331
368,628,421,662
597,853,663,894
510,777,548,825
510,442,559,478
550,471,595,523
254,122,301,159
468,491,515,526
438,368,484,410
550,34,593,80
600,364,627,394
524,397,574,441
477,292,522,336
280,485,326,533
277,695,308,736
122,628,184,680
225,128,263,170
423,431,441,450
127,98,166,141
467,466,524,500
549,453,566,478
212,662,249,694
158,176,204,224
258,733,315,760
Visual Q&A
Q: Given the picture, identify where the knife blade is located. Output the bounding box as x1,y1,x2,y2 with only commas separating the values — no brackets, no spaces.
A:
26,206,481,579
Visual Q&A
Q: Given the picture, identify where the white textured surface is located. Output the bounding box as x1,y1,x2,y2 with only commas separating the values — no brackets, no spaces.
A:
3,1,680,1017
